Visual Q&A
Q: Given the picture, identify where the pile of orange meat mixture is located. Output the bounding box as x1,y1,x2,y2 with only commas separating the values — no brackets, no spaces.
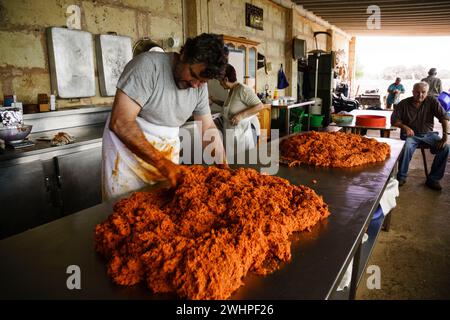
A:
280,131,391,168
95,165,330,300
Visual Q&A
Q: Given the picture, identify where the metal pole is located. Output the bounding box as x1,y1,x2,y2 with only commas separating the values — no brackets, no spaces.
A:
309,52,320,131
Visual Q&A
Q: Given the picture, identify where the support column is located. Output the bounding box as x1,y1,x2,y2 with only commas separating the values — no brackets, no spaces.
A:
184,0,208,39
348,36,357,97
285,8,297,100
326,28,334,52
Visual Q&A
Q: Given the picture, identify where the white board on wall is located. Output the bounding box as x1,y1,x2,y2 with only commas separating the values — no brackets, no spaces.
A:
46,27,96,98
95,34,133,97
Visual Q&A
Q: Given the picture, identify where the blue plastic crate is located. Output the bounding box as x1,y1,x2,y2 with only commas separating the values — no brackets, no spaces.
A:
438,91,450,112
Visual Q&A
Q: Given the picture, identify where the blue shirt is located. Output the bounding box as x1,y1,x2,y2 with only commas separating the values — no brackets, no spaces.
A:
387,83,405,104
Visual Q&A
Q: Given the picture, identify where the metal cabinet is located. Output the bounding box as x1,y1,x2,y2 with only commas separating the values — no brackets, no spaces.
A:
0,144,102,239
0,160,58,239
308,52,334,126
55,147,102,216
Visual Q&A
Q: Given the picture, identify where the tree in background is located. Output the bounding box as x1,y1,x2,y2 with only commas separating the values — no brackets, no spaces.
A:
355,58,364,79
382,65,450,80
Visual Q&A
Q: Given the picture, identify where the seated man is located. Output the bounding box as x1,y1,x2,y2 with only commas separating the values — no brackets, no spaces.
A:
391,82,449,190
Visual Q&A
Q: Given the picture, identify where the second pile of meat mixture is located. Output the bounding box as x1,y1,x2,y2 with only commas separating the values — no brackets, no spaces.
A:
280,131,391,167
95,165,330,299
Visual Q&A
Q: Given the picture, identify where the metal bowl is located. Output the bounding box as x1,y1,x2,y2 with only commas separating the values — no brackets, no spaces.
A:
332,114,354,126
0,125,33,142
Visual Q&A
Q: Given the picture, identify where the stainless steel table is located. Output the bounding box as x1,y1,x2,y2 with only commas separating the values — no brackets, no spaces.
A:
0,138,405,299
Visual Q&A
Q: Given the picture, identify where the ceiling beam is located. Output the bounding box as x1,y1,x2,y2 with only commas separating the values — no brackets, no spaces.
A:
343,26,450,30
299,2,450,9
319,16,450,21
336,23,450,27
298,5,450,15
294,0,449,5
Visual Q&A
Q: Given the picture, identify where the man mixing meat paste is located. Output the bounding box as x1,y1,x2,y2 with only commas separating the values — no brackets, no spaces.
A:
102,33,228,200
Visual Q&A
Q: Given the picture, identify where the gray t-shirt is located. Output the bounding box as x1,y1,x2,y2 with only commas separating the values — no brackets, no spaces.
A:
223,83,262,118
420,75,442,97
117,52,210,127
391,96,449,134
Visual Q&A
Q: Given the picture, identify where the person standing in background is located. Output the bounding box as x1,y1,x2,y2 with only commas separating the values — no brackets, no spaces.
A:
386,77,405,110
421,68,442,98
210,64,263,151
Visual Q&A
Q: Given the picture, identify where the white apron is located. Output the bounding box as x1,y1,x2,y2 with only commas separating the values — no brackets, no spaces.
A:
222,105,258,151
102,115,180,201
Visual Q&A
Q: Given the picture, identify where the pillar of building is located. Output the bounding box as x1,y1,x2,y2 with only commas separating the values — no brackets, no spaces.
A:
348,36,357,97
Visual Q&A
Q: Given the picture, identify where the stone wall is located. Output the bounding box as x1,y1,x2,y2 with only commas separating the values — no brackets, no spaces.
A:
206,1,350,99
0,0,183,108
0,0,351,108
206,0,287,97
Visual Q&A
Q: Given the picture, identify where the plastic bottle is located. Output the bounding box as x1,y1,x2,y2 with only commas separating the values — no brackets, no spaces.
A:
273,90,279,100
50,94,56,111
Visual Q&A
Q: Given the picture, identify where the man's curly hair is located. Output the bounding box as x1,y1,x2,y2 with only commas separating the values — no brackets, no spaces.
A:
180,33,228,80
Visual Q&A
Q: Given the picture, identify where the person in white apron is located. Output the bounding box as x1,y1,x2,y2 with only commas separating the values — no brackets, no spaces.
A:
210,64,264,151
102,33,228,201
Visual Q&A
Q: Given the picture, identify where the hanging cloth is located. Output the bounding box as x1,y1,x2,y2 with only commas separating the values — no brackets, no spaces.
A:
277,64,289,89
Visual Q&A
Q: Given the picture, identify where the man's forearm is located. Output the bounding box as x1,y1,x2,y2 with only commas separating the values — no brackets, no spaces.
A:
202,121,226,163
392,120,406,130
441,119,448,141
110,119,166,165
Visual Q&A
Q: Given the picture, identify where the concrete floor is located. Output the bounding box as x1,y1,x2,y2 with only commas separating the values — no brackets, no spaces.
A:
356,126,450,299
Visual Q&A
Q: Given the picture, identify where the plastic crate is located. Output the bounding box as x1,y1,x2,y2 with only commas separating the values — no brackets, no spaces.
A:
438,91,450,112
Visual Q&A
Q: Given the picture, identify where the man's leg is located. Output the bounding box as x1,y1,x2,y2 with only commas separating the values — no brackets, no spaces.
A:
397,136,420,183
422,133,449,184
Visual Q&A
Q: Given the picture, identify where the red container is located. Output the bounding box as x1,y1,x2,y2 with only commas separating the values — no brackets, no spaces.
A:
355,115,386,127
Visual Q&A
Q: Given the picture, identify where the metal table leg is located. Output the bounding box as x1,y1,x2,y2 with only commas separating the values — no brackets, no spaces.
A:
285,107,290,135
382,212,392,231
349,242,362,300
381,129,390,138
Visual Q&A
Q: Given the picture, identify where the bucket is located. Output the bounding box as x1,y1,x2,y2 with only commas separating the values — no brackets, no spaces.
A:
309,97,322,115
303,114,324,127
293,123,302,133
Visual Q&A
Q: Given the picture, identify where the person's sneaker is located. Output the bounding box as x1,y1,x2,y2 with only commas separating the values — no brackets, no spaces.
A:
398,179,406,187
425,179,442,191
